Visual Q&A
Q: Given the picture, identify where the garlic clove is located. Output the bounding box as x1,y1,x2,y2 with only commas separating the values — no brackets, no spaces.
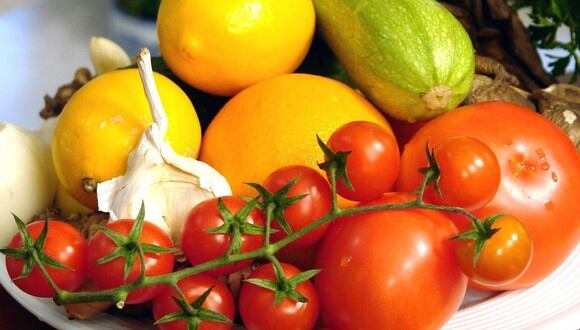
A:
97,49,231,245
90,37,131,75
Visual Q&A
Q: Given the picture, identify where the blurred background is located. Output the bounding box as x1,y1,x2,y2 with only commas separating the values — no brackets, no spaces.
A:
0,0,160,130
0,0,577,131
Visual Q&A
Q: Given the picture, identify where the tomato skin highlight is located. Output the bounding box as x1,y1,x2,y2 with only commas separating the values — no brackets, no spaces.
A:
426,136,500,211
152,274,235,330
239,263,319,330
326,121,400,201
263,165,332,248
87,220,175,304
315,193,467,330
6,220,88,298
455,215,532,287
396,101,580,290
181,197,265,276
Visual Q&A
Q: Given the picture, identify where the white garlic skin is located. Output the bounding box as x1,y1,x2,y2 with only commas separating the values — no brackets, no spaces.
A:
0,122,57,246
97,49,232,246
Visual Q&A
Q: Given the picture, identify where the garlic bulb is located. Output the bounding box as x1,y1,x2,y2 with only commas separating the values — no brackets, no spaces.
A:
90,37,131,75
97,48,231,245
0,121,57,246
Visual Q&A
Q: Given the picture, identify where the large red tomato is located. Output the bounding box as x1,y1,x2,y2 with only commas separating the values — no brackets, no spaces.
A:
396,101,580,290
315,193,466,330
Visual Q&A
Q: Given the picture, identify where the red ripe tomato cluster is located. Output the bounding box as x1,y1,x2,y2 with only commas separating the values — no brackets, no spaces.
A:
4,102,580,330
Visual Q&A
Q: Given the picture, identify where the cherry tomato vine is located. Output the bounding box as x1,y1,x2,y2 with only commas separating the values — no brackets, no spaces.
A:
2,135,522,327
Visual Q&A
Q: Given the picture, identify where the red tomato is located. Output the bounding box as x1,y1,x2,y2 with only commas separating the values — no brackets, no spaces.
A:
325,121,400,201
455,214,532,287
239,263,319,330
276,243,320,271
87,220,175,304
397,101,580,290
315,193,466,330
263,165,332,248
152,274,235,330
426,136,500,211
388,116,428,151
181,197,264,276
6,220,87,297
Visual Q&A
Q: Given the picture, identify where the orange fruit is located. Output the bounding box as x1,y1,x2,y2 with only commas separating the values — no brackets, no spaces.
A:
157,0,315,96
200,73,390,197
52,69,201,209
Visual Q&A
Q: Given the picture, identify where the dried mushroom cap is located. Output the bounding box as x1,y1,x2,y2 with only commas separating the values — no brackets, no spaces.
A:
465,56,536,110
533,85,580,151
40,68,92,119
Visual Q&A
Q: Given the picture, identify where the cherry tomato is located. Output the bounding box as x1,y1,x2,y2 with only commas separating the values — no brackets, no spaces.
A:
152,274,235,330
455,214,532,287
239,263,319,330
325,121,400,201
315,193,466,329
262,165,332,248
426,136,500,211
6,220,87,298
396,101,580,290
87,220,175,304
181,197,265,276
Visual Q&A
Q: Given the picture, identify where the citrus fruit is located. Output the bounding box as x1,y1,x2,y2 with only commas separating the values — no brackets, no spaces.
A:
157,0,316,96
52,69,201,209
200,73,390,197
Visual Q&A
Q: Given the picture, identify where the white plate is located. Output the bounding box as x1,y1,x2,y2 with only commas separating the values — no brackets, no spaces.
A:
1,244,579,329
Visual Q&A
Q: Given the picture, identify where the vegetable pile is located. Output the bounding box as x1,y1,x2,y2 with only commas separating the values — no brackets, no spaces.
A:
1,0,580,329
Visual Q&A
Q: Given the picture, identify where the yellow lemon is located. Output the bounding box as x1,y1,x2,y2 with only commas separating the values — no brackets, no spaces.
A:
157,0,315,96
52,69,201,209
200,73,390,197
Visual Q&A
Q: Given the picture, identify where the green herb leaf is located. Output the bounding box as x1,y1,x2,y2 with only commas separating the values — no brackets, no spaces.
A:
514,0,580,82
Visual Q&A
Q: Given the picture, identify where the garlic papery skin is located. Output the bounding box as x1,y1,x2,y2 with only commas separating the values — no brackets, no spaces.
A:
97,48,231,245
0,122,57,246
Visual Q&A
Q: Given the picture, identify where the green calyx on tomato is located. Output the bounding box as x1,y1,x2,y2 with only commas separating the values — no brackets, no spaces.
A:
317,134,354,192
1,215,72,282
452,214,503,265
245,261,321,305
205,197,267,256
419,143,443,197
248,179,307,236
94,202,176,280
154,286,233,330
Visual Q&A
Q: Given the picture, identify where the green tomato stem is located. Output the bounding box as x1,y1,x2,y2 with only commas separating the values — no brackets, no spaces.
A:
29,156,491,307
